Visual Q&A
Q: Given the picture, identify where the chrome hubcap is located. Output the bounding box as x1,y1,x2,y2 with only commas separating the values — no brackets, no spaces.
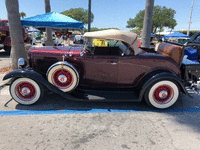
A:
21,87,31,96
58,75,67,83
159,90,168,99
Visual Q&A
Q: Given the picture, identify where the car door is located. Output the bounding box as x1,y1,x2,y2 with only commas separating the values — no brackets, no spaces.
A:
118,54,150,87
84,54,118,86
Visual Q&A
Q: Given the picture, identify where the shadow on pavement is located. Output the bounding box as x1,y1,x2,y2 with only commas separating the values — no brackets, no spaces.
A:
0,50,10,58
14,92,195,113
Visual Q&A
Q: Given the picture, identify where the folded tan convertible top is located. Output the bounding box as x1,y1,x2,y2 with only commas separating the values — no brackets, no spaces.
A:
83,29,138,46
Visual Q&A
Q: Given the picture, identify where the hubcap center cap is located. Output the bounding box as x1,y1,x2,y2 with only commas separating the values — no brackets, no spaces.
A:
58,75,67,83
21,87,31,96
159,90,168,99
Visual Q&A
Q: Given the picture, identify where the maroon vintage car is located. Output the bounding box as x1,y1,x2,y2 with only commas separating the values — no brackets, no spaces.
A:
3,29,200,109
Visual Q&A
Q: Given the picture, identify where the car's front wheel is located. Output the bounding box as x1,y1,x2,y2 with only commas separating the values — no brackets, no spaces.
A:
10,78,43,105
144,80,180,109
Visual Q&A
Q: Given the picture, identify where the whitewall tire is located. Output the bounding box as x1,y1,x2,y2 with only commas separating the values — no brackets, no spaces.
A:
145,80,180,109
47,65,79,92
10,78,43,105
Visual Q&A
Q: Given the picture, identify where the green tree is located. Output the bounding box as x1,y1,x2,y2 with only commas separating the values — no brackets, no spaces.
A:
61,8,94,24
5,0,26,69
19,12,26,18
127,5,177,33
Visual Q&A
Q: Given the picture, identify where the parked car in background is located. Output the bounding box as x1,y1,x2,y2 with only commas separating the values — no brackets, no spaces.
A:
74,34,84,44
41,34,59,46
4,29,200,109
0,19,29,53
186,32,200,49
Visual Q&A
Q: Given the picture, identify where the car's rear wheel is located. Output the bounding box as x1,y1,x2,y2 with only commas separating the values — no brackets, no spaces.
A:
10,78,43,105
144,80,179,109
47,64,79,92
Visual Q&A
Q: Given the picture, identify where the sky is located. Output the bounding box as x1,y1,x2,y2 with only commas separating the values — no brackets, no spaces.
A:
0,0,200,31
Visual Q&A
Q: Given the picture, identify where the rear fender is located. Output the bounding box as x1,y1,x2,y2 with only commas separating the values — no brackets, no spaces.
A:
138,72,190,101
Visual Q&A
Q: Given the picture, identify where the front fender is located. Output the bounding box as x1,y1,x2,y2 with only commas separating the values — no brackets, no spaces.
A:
3,69,43,81
138,72,190,101
3,69,83,101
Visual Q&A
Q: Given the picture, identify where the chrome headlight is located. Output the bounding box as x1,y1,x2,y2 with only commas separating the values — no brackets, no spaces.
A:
18,58,27,68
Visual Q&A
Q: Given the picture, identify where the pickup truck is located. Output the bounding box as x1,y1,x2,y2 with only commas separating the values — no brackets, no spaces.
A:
0,19,28,53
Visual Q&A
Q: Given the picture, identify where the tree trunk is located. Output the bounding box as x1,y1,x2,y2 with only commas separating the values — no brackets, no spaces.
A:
44,0,53,46
5,0,26,69
153,27,157,34
141,0,155,48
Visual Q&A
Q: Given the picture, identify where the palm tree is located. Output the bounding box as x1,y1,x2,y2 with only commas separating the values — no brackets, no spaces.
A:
5,0,26,69
44,0,53,46
20,12,26,18
141,0,155,48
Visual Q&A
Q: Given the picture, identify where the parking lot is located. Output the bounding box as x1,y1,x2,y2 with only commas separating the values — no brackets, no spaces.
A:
1,84,200,149
1,49,200,150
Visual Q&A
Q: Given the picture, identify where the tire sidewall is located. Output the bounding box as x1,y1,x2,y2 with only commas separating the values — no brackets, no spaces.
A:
10,78,43,105
47,65,79,92
145,79,180,109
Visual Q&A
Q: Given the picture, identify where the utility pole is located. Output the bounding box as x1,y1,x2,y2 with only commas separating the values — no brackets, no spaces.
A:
141,0,154,48
88,0,91,32
187,0,194,36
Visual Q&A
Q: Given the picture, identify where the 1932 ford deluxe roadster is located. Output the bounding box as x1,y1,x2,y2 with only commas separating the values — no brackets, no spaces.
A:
3,29,200,109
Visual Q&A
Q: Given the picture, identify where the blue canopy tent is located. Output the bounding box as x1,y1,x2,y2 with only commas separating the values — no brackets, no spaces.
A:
21,12,84,29
163,31,189,38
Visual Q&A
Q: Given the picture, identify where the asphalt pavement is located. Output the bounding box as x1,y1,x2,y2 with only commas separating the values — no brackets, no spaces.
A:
0,49,200,150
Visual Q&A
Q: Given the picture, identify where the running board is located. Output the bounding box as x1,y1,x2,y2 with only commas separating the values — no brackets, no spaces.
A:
70,89,140,102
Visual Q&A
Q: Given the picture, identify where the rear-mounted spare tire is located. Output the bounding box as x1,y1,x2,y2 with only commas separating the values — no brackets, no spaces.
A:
47,64,79,92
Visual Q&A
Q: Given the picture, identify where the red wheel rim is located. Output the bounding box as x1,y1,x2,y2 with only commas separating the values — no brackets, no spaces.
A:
52,69,74,89
153,84,174,104
14,82,36,101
